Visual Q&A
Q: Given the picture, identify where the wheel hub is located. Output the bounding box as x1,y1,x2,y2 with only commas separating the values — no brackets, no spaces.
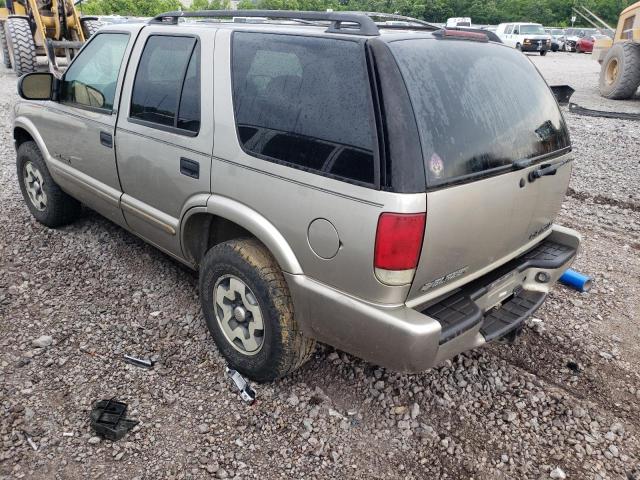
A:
233,305,247,323
213,275,265,355
23,162,47,211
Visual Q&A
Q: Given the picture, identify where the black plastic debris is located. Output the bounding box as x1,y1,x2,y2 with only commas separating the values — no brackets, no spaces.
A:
550,85,575,105
90,399,138,441
225,367,256,405
569,102,640,121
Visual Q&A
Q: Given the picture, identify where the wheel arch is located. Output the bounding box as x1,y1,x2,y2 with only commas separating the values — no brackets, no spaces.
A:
181,195,303,275
13,118,50,158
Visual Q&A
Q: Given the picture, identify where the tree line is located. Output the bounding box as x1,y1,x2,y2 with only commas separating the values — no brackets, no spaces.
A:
77,0,634,27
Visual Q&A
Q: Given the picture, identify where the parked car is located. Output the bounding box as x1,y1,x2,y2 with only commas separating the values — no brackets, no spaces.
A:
496,22,552,55
546,28,566,51
13,10,580,381
576,34,610,53
563,28,598,52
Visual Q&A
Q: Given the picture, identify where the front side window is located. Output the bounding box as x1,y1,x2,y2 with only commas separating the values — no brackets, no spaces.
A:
622,16,635,39
130,35,200,134
231,33,376,186
61,33,129,111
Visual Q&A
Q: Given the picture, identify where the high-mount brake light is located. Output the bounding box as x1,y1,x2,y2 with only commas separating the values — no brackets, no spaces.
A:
433,29,489,42
374,213,426,286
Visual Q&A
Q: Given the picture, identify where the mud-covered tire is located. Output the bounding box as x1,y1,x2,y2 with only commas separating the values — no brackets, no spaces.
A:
5,17,37,76
199,238,316,382
16,141,82,227
80,19,103,39
0,21,11,68
599,42,640,100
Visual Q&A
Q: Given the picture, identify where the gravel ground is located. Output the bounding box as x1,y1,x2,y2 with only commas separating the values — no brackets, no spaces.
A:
1,51,640,480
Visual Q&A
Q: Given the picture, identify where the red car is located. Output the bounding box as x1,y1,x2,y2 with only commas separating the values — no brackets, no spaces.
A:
576,34,608,53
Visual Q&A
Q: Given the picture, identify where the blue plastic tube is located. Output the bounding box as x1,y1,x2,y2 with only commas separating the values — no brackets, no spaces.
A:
559,269,592,292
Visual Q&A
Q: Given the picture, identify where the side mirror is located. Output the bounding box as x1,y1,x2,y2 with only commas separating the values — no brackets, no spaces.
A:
18,73,55,101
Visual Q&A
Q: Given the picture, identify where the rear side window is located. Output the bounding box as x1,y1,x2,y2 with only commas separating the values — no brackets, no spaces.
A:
130,35,200,134
388,39,570,187
61,33,129,111
231,32,376,186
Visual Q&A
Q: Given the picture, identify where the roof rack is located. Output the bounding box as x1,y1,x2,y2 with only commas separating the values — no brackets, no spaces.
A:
356,11,439,30
149,10,381,36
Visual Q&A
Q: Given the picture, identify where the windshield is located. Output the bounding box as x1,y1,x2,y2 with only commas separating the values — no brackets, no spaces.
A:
520,25,546,35
551,29,564,35
388,39,570,186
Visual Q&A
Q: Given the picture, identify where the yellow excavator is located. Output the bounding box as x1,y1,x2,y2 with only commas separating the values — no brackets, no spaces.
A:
0,0,101,76
574,3,640,99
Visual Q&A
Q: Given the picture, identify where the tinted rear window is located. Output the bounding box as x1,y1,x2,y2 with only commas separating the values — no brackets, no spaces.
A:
388,39,570,186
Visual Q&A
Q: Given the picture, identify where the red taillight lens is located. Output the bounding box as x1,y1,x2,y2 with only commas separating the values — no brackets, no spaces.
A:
374,213,426,271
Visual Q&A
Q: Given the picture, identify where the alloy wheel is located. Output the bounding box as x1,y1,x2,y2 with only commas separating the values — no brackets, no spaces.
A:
214,275,265,355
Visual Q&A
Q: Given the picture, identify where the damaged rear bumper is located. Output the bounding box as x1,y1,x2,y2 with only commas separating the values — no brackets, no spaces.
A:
286,225,580,372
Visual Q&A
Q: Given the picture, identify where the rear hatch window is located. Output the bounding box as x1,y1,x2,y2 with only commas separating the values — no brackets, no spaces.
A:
387,38,570,187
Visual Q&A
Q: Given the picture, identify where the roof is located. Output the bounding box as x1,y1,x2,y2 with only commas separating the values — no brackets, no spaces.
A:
621,1,640,15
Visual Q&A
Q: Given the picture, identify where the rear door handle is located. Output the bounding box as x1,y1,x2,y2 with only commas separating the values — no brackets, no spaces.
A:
100,131,113,148
180,157,199,179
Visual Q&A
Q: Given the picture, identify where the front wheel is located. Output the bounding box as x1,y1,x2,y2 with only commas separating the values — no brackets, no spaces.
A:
516,43,522,51
199,238,316,382
16,141,82,227
5,17,37,76
599,42,640,99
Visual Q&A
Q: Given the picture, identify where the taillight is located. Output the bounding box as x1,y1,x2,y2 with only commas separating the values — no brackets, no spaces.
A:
374,212,426,286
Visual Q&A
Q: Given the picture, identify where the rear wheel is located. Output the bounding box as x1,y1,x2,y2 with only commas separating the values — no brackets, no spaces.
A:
199,238,316,382
599,42,640,99
80,19,103,39
0,21,11,68
16,141,82,227
540,50,547,56
5,17,37,76
516,43,522,51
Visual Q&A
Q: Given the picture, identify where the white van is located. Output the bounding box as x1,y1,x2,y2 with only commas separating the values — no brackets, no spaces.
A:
496,22,552,55
446,17,472,28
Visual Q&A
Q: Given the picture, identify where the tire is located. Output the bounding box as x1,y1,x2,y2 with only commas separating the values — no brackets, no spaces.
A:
5,17,37,76
540,50,547,56
199,238,316,382
599,42,640,100
0,21,11,68
81,19,103,39
16,141,82,227
516,43,522,51
576,45,582,53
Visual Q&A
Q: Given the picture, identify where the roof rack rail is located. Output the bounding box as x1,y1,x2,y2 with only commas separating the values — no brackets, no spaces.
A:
149,10,381,36
356,11,439,30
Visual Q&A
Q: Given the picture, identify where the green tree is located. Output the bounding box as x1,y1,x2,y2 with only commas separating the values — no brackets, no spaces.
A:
79,0,182,16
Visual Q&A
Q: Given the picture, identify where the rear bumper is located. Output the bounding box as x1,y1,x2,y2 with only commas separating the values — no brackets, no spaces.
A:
287,225,580,372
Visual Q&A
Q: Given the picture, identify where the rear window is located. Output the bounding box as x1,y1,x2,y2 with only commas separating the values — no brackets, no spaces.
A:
231,33,376,186
387,39,570,186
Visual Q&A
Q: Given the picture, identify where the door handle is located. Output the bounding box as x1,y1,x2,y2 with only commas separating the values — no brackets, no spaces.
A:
180,157,200,179
100,131,113,148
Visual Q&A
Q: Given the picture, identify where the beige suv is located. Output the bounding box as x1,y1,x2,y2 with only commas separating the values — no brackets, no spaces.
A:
13,11,580,381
